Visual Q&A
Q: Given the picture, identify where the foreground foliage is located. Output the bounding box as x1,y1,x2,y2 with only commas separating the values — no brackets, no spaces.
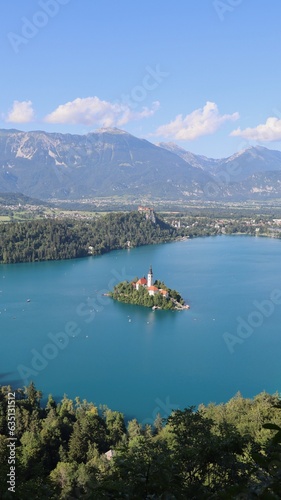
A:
0,383,281,498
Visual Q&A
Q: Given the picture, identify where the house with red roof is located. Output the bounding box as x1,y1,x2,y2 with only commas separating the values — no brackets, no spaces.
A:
147,285,159,296
135,277,147,290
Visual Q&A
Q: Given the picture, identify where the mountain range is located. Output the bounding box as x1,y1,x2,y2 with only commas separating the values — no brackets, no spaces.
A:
1,127,281,202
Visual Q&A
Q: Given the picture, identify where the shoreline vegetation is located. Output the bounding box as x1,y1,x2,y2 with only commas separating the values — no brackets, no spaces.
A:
0,211,176,264
1,382,281,498
0,208,281,264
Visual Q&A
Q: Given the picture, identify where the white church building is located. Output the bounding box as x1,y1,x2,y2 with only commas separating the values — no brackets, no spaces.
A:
134,266,169,298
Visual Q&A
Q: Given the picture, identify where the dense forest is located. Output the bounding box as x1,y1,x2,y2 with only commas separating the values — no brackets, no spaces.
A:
0,212,177,264
0,383,281,498
109,279,186,310
1,209,281,265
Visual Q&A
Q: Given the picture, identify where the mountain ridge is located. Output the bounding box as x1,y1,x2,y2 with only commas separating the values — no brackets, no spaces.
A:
1,128,281,201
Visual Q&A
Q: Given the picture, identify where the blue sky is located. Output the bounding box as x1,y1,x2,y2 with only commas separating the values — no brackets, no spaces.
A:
1,0,281,157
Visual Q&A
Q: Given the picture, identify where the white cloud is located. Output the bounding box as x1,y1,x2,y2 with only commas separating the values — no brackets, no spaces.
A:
231,117,281,142
44,97,159,126
6,100,35,123
155,101,239,140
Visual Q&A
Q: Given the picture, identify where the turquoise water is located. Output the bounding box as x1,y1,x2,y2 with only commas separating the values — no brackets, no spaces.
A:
1,235,281,422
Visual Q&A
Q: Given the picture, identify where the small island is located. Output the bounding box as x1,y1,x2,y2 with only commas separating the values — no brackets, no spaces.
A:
109,265,190,310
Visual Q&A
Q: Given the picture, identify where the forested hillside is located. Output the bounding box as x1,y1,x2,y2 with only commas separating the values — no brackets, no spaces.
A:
0,212,177,264
0,383,281,498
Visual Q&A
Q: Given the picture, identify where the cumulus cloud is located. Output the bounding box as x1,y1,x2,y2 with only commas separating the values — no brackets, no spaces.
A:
154,101,239,140
44,97,159,126
231,117,281,142
6,100,35,123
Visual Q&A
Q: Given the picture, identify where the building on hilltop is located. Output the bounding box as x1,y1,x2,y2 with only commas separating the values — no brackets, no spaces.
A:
171,219,181,229
138,206,156,223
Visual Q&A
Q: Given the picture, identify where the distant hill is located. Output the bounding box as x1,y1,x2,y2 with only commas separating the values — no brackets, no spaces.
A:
0,192,50,206
159,142,281,200
1,128,281,201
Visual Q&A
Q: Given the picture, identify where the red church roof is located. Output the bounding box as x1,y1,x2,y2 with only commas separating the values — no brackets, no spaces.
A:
137,277,147,285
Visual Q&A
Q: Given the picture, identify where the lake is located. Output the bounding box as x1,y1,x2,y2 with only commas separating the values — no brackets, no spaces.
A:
1,235,281,423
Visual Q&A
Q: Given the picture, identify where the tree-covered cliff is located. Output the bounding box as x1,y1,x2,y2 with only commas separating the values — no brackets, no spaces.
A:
0,211,177,264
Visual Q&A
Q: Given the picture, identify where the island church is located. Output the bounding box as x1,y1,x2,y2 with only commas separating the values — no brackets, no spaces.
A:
133,266,169,298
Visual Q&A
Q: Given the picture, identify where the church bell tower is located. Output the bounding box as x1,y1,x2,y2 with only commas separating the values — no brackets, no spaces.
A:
147,265,153,287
